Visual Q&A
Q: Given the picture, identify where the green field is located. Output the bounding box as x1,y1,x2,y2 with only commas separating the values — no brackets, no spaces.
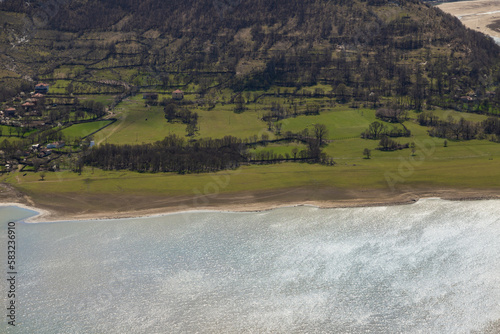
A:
94,95,274,144
0,125,36,141
61,120,113,141
47,80,72,94
4,154,500,201
0,125,20,137
78,95,116,106
194,105,273,140
2,90,500,215
280,107,376,140
93,96,187,144
77,92,500,167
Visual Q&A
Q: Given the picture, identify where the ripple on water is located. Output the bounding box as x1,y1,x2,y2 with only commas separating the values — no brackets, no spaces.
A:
2,199,500,333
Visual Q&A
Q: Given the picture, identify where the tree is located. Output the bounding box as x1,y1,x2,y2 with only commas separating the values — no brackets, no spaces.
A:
186,123,197,137
234,93,245,113
335,83,349,103
75,109,85,121
65,82,74,95
378,136,399,151
161,74,170,89
40,171,46,181
164,104,176,123
364,121,386,139
275,122,282,136
313,124,328,145
363,148,371,159
33,158,41,172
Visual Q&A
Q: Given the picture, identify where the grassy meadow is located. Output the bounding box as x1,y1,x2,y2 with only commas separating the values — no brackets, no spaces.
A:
3,153,500,209
2,88,500,213
61,120,113,141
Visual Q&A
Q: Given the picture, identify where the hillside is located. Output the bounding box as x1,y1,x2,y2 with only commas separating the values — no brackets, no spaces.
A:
1,0,499,103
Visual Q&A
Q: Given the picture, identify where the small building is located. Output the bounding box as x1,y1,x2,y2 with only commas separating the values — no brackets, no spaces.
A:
5,107,16,117
22,102,35,111
460,96,474,103
35,83,50,94
32,93,45,98
47,141,65,149
172,89,184,100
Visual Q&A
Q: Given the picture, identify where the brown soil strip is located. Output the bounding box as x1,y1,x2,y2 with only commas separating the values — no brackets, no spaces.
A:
2,185,499,223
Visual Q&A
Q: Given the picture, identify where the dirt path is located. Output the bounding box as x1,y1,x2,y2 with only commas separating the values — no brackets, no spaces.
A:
96,102,130,145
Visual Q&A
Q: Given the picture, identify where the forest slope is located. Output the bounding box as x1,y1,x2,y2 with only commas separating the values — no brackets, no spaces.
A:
0,0,499,104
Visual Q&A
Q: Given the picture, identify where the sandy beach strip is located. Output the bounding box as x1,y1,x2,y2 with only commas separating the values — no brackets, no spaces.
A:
1,186,499,223
437,0,500,39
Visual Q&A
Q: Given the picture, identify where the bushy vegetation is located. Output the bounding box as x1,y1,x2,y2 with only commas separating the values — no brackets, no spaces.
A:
419,111,500,141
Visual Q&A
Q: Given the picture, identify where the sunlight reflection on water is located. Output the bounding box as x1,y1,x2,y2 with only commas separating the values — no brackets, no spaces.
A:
2,198,500,333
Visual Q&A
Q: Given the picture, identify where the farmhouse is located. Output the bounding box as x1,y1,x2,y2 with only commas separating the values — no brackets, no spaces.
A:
5,107,16,117
35,83,50,93
172,89,184,100
47,141,65,149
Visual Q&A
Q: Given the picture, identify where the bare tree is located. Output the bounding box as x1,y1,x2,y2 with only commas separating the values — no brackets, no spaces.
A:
313,124,328,145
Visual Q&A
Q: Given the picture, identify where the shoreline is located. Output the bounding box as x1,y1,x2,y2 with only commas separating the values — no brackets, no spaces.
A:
437,0,500,40
1,188,499,223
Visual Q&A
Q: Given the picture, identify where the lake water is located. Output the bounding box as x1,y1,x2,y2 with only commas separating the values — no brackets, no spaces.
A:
1,198,500,333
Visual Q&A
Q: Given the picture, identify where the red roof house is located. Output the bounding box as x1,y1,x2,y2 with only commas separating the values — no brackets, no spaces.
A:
172,89,184,100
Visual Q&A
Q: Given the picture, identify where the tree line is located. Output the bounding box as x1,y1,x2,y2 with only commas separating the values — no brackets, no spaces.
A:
419,112,500,141
81,122,332,173
82,135,245,173
361,121,411,139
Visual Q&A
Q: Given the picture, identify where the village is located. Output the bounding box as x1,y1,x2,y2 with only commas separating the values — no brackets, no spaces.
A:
0,81,105,174
0,83,190,175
